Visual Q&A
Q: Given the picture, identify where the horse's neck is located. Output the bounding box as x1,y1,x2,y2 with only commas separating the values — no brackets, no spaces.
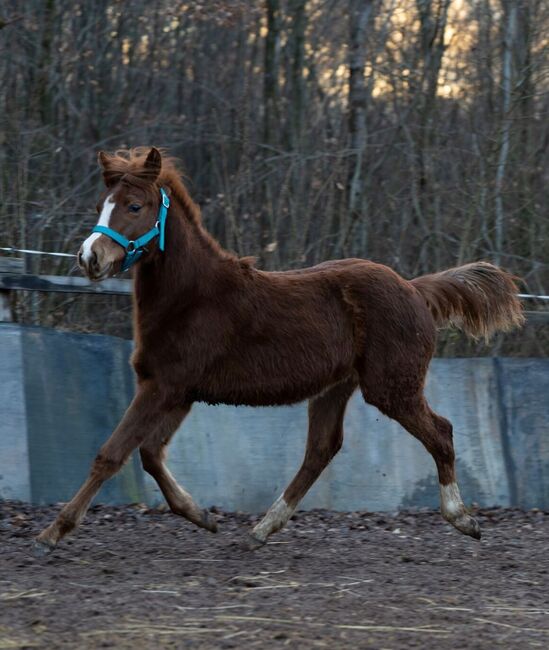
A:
133,199,229,320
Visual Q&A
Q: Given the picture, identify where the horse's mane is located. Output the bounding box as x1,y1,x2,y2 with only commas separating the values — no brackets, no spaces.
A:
107,147,202,225
103,147,256,269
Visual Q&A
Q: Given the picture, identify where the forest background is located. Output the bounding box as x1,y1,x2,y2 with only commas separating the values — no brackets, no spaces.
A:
0,0,548,355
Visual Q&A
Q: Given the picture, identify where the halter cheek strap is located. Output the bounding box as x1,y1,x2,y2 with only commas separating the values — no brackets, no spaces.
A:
92,188,170,272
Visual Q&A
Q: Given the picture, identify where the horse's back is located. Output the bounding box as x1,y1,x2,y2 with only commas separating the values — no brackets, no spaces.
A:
264,257,378,281
259,256,437,382
258,257,435,349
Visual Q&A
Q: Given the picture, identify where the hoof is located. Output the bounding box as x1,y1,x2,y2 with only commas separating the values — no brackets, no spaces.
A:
451,514,481,540
245,533,267,551
201,509,218,534
32,539,55,557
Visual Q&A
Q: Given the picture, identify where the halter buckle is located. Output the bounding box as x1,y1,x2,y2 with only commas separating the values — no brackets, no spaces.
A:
161,191,170,208
127,241,136,252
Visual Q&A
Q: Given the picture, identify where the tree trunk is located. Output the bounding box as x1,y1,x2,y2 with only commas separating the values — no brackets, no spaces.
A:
264,0,281,146
287,0,307,150
495,1,517,265
347,0,375,253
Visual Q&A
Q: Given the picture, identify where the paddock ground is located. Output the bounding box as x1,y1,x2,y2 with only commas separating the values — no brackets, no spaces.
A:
1,502,548,649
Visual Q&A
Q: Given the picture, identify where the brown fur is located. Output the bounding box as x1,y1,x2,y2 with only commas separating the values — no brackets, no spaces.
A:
35,148,524,553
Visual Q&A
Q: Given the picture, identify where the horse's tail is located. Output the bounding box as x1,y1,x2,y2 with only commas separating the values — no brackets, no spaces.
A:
411,262,524,340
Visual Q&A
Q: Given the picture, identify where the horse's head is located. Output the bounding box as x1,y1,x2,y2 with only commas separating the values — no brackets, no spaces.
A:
79,147,168,280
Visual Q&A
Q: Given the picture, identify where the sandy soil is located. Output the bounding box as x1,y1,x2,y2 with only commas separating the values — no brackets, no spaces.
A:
1,501,548,649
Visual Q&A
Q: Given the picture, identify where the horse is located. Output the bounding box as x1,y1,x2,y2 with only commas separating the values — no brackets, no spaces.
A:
34,147,524,554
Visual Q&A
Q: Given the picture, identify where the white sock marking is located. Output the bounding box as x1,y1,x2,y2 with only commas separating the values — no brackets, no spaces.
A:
81,194,115,263
440,482,465,520
252,494,295,542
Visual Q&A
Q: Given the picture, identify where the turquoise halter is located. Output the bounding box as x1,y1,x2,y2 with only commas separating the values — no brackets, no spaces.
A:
92,188,170,272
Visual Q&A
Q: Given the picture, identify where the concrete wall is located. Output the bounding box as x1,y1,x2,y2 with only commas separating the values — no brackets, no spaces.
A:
1,323,548,512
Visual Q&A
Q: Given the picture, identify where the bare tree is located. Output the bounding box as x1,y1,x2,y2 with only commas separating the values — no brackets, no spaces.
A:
0,0,547,355
347,0,377,255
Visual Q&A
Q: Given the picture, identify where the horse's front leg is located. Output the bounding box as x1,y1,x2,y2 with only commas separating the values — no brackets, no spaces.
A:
34,382,170,554
139,404,217,533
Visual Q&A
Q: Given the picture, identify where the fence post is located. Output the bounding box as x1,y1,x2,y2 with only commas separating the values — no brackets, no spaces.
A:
0,290,11,322
0,257,24,323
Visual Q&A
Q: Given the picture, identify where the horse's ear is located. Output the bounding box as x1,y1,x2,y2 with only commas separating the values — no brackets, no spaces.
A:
97,151,122,188
140,147,162,183
97,151,110,168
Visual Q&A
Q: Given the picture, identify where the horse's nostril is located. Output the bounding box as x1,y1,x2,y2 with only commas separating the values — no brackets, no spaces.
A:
91,251,98,266
78,251,83,265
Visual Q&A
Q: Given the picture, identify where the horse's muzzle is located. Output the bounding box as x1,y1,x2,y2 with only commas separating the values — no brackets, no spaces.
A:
78,247,112,281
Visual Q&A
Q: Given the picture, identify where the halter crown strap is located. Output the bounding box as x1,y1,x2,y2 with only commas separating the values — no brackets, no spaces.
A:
158,188,169,251
91,187,170,272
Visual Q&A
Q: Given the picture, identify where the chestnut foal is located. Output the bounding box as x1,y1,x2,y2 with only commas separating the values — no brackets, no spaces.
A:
35,147,523,554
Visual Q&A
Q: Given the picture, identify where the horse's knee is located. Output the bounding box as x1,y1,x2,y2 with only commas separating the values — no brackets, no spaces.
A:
92,451,125,479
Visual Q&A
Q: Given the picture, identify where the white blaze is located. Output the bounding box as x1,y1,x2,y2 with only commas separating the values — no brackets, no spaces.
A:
81,194,115,263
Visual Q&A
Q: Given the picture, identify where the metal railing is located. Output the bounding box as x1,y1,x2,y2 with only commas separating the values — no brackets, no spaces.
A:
1,255,548,324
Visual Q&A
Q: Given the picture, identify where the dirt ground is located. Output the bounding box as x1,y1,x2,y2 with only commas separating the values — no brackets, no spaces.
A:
1,502,548,649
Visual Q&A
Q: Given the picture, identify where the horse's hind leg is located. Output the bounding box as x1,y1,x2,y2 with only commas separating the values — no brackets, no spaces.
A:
364,386,481,539
248,376,357,549
400,402,480,538
139,405,216,533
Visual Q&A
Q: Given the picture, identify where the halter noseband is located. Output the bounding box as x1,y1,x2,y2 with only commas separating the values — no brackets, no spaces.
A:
92,188,170,272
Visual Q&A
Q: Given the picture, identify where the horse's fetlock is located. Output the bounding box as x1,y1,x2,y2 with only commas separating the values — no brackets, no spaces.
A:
57,511,78,535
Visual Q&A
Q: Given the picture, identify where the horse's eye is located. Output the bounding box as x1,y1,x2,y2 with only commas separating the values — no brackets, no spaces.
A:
129,204,142,213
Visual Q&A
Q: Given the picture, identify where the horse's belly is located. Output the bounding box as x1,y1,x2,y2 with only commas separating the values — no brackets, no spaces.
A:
191,374,351,407
191,339,354,407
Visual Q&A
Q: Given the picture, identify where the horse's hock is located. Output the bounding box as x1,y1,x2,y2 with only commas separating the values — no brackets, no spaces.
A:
1,321,548,511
